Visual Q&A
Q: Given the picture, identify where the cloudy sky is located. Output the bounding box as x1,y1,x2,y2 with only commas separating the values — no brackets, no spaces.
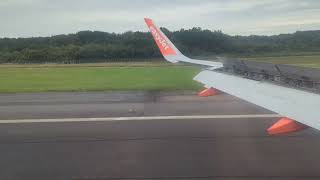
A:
1,0,320,38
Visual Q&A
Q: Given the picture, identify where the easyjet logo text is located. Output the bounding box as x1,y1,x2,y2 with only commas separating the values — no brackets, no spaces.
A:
149,26,170,51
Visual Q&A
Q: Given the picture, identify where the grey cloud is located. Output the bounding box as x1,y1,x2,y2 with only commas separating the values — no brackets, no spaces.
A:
1,0,320,37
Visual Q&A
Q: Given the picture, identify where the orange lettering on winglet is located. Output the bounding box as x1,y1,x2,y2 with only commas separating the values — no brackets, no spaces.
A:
144,18,176,56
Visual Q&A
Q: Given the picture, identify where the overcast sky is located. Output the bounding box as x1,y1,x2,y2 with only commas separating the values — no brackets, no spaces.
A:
1,0,320,38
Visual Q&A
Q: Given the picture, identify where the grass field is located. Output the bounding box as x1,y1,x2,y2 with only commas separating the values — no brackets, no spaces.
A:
1,55,320,93
0,64,202,93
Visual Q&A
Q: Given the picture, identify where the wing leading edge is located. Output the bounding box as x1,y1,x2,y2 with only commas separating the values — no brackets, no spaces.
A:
145,18,320,132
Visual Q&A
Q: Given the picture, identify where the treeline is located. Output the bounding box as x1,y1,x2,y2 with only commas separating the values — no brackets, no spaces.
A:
1,28,320,63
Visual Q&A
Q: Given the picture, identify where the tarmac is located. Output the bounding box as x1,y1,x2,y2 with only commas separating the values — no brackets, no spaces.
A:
0,91,319,180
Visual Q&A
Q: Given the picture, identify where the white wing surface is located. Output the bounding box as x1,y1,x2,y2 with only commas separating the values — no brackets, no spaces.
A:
194,70,320,131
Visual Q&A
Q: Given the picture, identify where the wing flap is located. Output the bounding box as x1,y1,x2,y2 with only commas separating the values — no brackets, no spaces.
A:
194,70,320,131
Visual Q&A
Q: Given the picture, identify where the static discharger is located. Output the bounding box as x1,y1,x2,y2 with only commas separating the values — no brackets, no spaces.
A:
267,117,308,135
198,88,220,97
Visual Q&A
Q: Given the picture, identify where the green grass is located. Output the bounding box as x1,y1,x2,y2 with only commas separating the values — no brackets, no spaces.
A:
0,65,202,93
2,55,320,93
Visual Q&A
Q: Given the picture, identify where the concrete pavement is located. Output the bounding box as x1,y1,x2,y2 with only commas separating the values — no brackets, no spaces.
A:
0,92,319,180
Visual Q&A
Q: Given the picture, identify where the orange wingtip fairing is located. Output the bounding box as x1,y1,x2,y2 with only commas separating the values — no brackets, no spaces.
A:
267,118,307,135
198,88,220,97
144,18,176,56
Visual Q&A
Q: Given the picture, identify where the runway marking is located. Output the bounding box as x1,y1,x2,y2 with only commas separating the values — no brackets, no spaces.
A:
0,114,282,124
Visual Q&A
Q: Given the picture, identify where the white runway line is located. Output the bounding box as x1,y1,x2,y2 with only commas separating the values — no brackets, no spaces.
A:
0,114,282,124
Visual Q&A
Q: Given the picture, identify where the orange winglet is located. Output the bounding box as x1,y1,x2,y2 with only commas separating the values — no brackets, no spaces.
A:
198,88,220,97
267,118,307,135
144,18,176,56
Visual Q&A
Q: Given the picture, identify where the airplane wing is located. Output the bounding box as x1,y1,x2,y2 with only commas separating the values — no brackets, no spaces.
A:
144,18,320,135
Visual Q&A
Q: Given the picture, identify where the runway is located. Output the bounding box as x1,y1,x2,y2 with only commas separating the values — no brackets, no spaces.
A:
0,92,320,180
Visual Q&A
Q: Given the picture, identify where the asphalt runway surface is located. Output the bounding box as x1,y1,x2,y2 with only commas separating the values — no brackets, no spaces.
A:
0,91,320,180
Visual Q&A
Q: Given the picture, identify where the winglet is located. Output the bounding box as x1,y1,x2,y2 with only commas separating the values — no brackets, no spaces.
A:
144,18,179,63
144,18,223,68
